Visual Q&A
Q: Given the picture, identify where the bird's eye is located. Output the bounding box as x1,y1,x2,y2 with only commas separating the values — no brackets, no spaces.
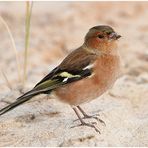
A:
97,34,104,39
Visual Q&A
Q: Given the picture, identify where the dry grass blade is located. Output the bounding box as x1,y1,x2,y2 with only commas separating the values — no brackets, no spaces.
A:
1,69,12,90
0,15,21,83
23,1,33,86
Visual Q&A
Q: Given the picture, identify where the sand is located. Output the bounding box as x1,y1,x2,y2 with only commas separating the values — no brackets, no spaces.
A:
0,2,148,146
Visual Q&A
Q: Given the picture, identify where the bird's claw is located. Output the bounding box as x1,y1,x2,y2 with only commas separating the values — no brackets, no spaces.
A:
98,118,106,126
71,121,101,133
80,113,106,126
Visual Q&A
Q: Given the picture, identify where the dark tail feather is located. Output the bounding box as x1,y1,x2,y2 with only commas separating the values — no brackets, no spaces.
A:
0,90,41,116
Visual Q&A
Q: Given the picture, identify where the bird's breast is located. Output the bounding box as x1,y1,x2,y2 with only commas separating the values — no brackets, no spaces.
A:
92,54,120,88
55,54,121,106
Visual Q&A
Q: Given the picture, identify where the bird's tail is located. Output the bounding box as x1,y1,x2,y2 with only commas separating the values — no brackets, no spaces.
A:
0,89,46,116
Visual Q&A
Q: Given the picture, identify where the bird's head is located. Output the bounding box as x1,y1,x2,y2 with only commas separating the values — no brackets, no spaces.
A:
84,25,121,54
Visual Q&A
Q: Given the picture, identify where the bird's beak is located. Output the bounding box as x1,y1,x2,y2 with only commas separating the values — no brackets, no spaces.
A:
109,32,121,40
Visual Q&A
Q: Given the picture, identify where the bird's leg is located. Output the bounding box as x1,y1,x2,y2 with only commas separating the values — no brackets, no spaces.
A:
77,106,97,119
77,106,106,126
72,107,100,133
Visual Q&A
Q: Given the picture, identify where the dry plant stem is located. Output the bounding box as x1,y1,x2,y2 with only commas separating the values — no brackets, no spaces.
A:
23,1,33,85
0,16,21,83
1,69,12,90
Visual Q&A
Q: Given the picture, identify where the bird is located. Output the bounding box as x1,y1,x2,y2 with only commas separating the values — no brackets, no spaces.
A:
0,25,121,133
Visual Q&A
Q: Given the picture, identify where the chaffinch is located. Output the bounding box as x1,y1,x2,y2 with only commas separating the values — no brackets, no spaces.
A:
0,25,121,133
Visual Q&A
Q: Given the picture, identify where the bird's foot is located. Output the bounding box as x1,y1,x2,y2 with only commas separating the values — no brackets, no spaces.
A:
73,113,105,126
72,107,104,133
83,114,106,126
76,106,106,126
71,120,101,133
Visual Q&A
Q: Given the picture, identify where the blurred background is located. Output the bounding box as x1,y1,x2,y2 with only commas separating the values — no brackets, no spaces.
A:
0,1,148,146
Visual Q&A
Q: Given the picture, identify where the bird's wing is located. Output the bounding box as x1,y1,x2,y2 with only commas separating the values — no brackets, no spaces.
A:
0,48,96,115
34,47,97,92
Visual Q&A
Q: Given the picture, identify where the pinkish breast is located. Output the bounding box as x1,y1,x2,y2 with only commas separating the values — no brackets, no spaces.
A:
55,54,120,106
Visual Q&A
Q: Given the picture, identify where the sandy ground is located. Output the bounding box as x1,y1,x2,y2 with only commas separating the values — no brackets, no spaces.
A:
0,2,148,146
